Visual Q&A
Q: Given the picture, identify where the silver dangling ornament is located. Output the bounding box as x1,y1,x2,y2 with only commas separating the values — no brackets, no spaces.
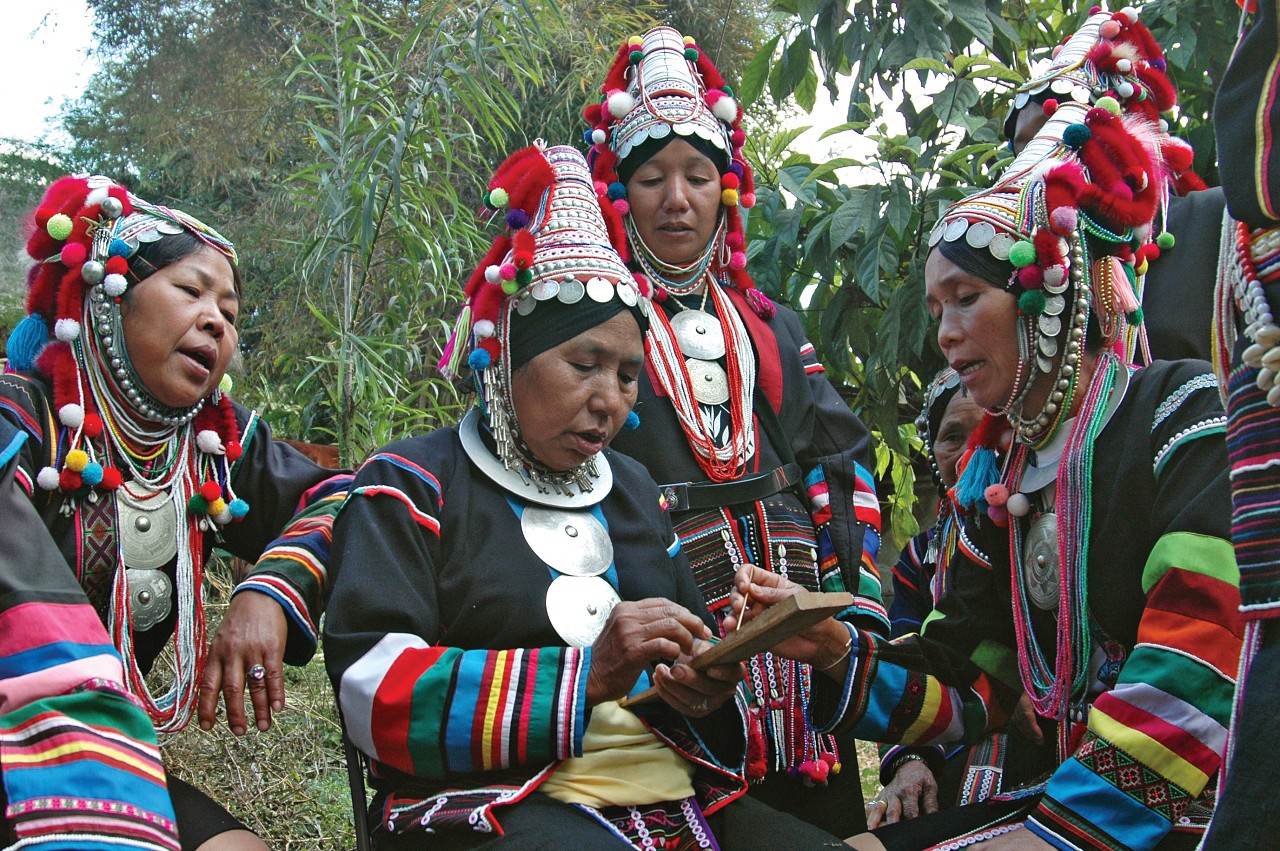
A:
670,309,727,360
685,359,730,405
521,507,613,577
545,575,620,648
1022,513,1060,610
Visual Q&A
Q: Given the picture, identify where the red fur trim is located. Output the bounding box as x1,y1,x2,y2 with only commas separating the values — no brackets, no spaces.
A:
1076,112,1158,228
1034,229,1064,265
512,229,536,254
36,342,78,413
590,149,618,185
1044,162,1086,215
583,102,602,124
26,265,58,316
1121,21,1164,66
1087,43,1115,72
1174,171,1208,194
488,146,555,214
967,411,1006,452
694,53,726,91
55,268,84,321
471,281,506,325
601,41,633,94
597,194,630,262
464,237,512,298
1163,139,1194,172
1134,64,1176,112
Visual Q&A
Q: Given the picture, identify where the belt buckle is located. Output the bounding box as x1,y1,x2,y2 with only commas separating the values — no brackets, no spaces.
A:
662,484,688,512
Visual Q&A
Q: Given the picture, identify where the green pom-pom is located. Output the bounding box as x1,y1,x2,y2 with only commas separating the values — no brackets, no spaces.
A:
501,279,519,295
515,268,533,286
1095,95,1122,116
1019,289,1047,317
629,49,644,64
1128,306,1144,324
1156,231,1175,250
219,373,234,394
721,85,734,97
684,47,699,60
46,214,73,241
1009,240,1037,268
1063,123,1091,149
488,187,509,207
187,494,210,515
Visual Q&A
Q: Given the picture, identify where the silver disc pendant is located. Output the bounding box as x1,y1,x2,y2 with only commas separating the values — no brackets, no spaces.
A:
520,507,613,577
118,488,179,570
545,575,620,648
1043,294,1066,316
669,309,726,360
1038,315,1062,338
686,358,730,405
128,568,174,632
1022,513,1060,610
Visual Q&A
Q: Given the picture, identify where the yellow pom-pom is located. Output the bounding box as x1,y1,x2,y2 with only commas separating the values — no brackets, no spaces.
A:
683,35,696,45
488,187,509,207
721,188,740,206
209,497,228,516
1135,259,1149,276
628,35,643,47
47,213,74,241
1095,95,1122,116
65,449,89,472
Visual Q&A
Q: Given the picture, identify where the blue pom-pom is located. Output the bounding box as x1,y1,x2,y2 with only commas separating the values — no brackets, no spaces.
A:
228,498,250,519
108,238,133,258
80,462,103,487
954,447,1000,510
1062,123,1091,149
506,209,529,230
468,349,492,371
607,181,628,200
583,129,595,146
6,313,49,372
623,410,640,431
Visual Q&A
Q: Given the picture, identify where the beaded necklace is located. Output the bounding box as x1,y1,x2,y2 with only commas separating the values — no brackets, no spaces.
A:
626,215,726,296
1216,218,1280,407
1008,351,1118,724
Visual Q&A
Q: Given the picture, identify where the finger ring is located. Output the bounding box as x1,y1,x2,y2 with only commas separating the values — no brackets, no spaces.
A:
868,799,886,809
248,664,266,682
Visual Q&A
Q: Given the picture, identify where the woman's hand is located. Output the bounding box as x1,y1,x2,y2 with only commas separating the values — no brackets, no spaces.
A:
198,591,288,735
653,640,744,718
587,598,712,706
866,758,939,829
724,565,851,672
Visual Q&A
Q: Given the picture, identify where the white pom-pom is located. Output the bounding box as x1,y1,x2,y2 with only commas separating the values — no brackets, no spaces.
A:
54,318,81,342
59,403,85,429
1042,266,1066,288
1121,6,1138,23
213,508,234,526
473,319,496,340
37,467,61,490
1007,492,1031,517
102,273,128,297
711,96,738,123
85,186,110,207
196,429,225,455
591,128,607,145
485,265,502,284
1134,223,1152,243
1115,58,1132,74
1159,118,1169,132
1116,81,1135,99
607,91,636,119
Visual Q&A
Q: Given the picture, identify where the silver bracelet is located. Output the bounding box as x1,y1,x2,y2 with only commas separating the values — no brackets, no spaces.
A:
816,630,854,672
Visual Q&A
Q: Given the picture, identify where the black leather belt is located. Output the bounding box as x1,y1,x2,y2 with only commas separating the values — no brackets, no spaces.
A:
660,463,803,512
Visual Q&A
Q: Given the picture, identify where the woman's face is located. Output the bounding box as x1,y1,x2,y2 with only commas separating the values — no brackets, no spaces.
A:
924,250,1022,412
120,245,239,409
932,390,984,489
624,139,723,272
510,310,643,472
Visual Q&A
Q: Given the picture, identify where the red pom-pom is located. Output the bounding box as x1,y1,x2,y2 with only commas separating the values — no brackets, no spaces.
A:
1042,99,1058,117
730,129,746,146
225,440,244,462
60,243,87,267
82,412,103,438
200,480,223,502
99,466,123,490
721,173,740,190
513,251,534,270
59,468,82,491
729,251,747,270
105,255,128,275
725,232,744,250
1018,265,1044,289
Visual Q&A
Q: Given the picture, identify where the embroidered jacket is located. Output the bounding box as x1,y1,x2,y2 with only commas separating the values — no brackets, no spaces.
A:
810,360,1239,851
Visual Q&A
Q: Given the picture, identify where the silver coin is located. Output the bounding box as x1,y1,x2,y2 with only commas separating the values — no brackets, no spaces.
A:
1051,79,1074,95
1071,85,1091,104
1037,354,1056,374
686,358,730,405
1038,315,1062,337
944,218,968,242
521,507,613,577
128,568,174,632
1043,294,1066,316
670,309,726,360
989,233,1016,260
1014,91,1031,108
545,575,620,648
1042,277,1069,296
1022,513,1060,610
531,279,560,301
118,489,178,570
586,276,614,303
928,223,945,247
558,278,585,304
515,292,537,315
616,280,638,307
965,221,996,249
156,220,185,235
136,229,163,244
1038,335,1059,358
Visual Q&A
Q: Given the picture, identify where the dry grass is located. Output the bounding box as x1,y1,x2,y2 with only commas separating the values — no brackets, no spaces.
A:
167,558,886,848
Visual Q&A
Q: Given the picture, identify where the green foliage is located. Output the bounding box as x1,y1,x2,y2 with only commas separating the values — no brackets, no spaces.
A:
0,140,65,344
746,0,1229,544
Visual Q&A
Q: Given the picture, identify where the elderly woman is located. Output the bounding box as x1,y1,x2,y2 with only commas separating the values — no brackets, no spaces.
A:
730,61,1239,851
323,144,843,849
1,176,334,850
582,28,885,835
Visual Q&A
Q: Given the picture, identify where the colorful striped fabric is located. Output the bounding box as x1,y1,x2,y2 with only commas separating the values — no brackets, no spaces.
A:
340,634,589,779
1225,362,1280,617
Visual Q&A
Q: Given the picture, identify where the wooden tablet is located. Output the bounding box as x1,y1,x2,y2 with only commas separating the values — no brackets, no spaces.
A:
617,589,853,708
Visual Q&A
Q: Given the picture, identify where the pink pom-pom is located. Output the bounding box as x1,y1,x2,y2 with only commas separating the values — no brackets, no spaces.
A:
1018,265,1044,289
987,504,1009,525
729,251,747,270
60,243,87,267
731,130,746,146
612,198,630,215
499,263,517,281
594,180,608,196
1050,207,1078,234
1100,20,1121,38
740,192,756,208
725,232,744,250
985,483,1009,507
1051,44,1064,58
654,287,669,302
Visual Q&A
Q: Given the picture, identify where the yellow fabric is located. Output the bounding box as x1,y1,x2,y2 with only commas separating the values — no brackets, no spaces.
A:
539,701,696,808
